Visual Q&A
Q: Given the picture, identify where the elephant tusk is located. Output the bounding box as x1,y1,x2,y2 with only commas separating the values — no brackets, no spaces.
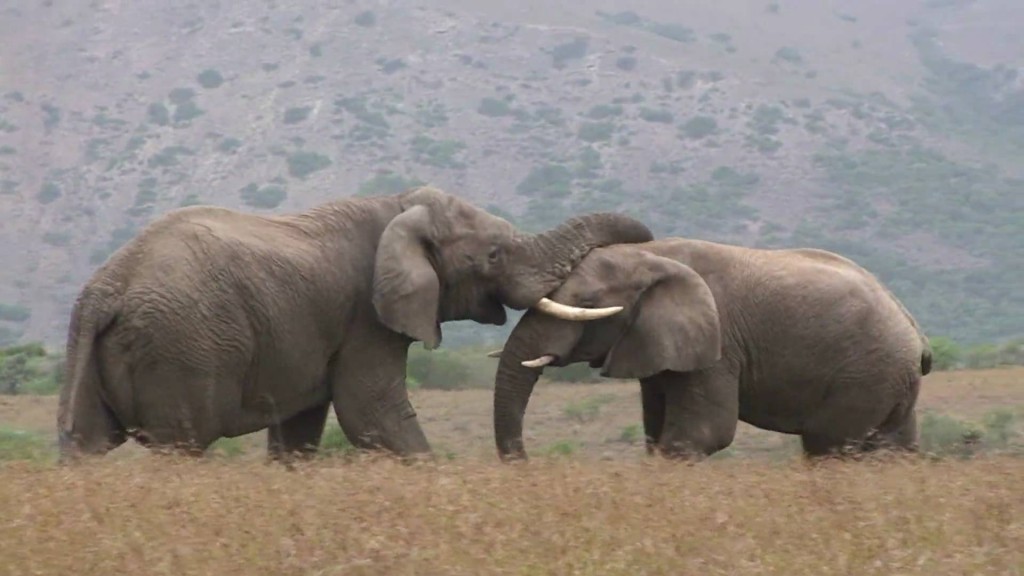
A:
533,297,623,321
486,349,504,358
521,354,556,368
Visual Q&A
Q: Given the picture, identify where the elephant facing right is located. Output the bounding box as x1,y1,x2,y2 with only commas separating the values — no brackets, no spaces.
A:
490,237,933,461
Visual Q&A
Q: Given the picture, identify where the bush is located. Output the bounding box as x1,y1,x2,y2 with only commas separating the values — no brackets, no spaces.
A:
929,336,962,370
286,151,331,179
477,97,511,117
409,135,466,169
196,69,224,89
578,122,615,142
0,304,31,323
239,183,287,209
0,429,51,461
147,102,170,126
516,164,573,198
1,342,61,395
405,345,497,391
357,171,423,196
679,116,718,139
639,107,673,123
354,10,375,27
37,181,61,204
283,106,312,125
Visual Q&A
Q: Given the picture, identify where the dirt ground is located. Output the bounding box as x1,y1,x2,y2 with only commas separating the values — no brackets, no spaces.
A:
2,366,1022,461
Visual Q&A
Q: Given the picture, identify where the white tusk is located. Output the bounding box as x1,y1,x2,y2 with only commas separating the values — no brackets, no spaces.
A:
533,297,623,321
486,349,504,358
521,354,556,368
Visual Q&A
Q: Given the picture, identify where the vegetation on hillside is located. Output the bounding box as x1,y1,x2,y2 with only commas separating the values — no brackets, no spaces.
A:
0,0,1020,351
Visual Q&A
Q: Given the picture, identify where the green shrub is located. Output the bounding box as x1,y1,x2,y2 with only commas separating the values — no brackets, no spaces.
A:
0,304,31,323
550,37,589,67
196,69,224,89
409,135,466,168
0,429,52,461
1,343,61,395
775,47,803,65
563,394,616,423
320,424,356,455
286,151,331,179
639,107,674,123
478,97,511,117
618,424,641,443
585,104,623,120
147,102,170,126
283,106,312,125
354,10,375,26
239,183,287,209
919,411,983,457
516,164,573,198
929,336,962,370
578,122,615,142
679,116,718,139
542,440,578,457
37,181,61,204
172,101,204,123
168,87,195,105
357,172,423,196
615,56,637,71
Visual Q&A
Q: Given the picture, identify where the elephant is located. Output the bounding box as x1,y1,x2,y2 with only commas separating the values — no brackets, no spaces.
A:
490,237,933,461
56,186,653,462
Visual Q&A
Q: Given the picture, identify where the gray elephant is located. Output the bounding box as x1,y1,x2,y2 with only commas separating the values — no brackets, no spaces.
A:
490,238,933,461
57,186,651,462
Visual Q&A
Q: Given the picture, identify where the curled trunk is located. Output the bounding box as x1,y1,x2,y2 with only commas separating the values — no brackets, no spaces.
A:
504,213,652,310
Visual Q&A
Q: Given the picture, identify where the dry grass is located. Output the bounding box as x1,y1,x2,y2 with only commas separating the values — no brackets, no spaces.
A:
1,455,1022,575
1,367,1022,575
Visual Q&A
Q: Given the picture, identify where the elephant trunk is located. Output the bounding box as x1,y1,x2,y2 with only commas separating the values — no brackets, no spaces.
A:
492,314,551,461
504,213,652,310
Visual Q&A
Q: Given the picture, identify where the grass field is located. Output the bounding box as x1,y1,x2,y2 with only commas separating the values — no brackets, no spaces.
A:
1,367,1022,574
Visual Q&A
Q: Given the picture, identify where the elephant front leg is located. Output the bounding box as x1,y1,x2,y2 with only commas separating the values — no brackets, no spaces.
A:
328,334,433,460
651,369,739,461
640,380,666,455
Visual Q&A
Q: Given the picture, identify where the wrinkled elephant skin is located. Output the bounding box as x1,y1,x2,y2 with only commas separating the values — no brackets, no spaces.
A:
56,186,653,462
492,238,932,462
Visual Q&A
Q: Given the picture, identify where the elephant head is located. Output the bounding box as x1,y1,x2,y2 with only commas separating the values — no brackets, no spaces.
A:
490,245,723,460
371,187,655,350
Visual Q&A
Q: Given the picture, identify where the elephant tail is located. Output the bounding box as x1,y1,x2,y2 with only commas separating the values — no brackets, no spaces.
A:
919,338,933,376
57,288,121,458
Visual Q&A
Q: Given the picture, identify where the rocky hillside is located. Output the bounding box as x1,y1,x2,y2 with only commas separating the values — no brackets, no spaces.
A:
1,0,1022,349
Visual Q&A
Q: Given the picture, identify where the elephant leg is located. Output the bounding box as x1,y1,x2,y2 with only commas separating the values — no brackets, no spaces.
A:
652,369,739,461
57,383,128,462
130,366,220,457
328,331,432,460
799,385,902,459
267,401,331,461
862,403,920,455
640,379,666,455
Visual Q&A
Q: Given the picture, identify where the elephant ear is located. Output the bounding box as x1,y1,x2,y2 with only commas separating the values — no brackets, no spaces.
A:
372,204,442,349
601,255,721,379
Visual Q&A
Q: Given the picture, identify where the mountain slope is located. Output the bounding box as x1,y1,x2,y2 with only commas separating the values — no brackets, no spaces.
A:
0,0,1022,349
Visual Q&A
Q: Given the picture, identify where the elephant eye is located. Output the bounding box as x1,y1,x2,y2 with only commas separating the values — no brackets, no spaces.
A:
487,246,501,263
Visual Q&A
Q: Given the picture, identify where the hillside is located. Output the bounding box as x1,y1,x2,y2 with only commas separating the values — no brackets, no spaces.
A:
1,0,1022,349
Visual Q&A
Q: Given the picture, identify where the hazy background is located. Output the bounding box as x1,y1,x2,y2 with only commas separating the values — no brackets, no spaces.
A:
1,0,1022,351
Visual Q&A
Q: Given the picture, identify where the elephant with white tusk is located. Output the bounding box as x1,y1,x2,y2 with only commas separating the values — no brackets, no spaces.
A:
491,238,933,462
56,186,653,462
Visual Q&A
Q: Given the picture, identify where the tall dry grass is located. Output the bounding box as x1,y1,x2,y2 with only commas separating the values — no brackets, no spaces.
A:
1,454,1021,575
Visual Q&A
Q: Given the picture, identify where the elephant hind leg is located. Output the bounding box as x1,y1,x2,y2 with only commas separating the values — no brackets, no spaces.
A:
130,366,221,456
267,401,331,461
58,387,128,462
